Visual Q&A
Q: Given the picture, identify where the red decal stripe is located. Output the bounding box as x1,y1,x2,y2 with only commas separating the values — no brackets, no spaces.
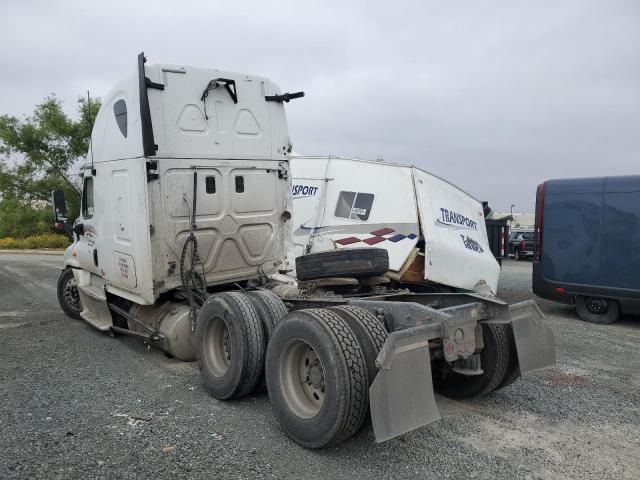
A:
335,237,361,245
370,227,395,236
363,236,385,245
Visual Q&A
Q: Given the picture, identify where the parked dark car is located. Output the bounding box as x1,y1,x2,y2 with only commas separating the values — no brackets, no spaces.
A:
485,219,509,265
508,229,535,260
532,175,640,324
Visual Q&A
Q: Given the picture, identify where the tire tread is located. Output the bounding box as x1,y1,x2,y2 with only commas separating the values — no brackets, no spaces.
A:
218,292,265,397
327,305,387,384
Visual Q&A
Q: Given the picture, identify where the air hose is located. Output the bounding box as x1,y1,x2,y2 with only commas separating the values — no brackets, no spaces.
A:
180,171,207,330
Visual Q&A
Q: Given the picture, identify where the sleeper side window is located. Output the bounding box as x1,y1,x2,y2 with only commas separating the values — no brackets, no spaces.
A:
113,99,127,138
82,177,94,219
335,191,374,221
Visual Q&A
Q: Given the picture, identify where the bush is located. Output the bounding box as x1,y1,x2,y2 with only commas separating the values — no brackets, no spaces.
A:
0,234,70,250
0,201,54,238
0,237,20,249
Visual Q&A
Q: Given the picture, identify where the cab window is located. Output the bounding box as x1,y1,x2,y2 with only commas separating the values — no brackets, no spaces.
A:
82,177,94,218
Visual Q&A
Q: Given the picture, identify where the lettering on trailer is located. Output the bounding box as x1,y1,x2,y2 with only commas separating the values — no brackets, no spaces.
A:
435,208,478,230
460,235,484,253
291,184,319,198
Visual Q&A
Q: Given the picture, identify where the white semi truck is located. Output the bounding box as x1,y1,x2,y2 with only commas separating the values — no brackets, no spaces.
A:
53,53,555,448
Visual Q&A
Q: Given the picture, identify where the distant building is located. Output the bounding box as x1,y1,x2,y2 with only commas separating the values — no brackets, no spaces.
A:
488,212,535,229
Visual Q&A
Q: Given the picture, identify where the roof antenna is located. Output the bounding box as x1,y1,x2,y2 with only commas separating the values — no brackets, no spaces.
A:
87,90,96,176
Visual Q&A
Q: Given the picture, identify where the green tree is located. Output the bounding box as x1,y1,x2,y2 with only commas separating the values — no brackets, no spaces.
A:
0,95,101,236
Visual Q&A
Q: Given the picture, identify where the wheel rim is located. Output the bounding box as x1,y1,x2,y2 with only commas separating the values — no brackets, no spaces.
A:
586,297,608,315
63,274,81,312
203,315,232,376
279,339,325,419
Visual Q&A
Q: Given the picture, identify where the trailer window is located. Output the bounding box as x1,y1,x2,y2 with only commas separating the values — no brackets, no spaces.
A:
82,177,94,219
335,191,374,221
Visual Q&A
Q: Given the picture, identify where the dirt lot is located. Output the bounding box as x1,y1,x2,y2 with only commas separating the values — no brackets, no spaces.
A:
0,254,638,479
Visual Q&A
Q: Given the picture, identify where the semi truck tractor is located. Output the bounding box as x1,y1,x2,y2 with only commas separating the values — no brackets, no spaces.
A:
53,53,555,448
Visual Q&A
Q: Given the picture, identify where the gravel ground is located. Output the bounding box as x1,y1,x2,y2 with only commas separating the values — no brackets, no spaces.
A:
0,254,638,479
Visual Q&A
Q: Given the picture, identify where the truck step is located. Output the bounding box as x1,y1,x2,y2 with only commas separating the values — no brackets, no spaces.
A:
78,284,113,331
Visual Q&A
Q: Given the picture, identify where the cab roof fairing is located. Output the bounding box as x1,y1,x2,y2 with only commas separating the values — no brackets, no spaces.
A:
84,59,291,165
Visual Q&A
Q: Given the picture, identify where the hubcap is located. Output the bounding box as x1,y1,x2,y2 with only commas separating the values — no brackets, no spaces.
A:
279,340,325,419
63,276,81,312
204,316,231,376
586,297,608,315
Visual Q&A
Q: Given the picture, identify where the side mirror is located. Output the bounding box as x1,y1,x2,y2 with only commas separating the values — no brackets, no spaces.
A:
52,189,67,222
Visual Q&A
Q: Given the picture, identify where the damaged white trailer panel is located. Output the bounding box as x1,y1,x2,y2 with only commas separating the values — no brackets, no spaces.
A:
290,156,500,294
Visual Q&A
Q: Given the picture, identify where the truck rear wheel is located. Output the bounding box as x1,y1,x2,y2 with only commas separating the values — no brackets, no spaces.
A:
575,296,620,324
295,248,389,281
246,290,288,339
196,292,265,400
265,309,368,448
495,324,520,390
327,305,387,385
57,268,82,320
246,289,289,392
433,322,511,399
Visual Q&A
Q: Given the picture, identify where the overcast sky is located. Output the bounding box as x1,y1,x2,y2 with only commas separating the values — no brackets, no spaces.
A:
1,0,638,211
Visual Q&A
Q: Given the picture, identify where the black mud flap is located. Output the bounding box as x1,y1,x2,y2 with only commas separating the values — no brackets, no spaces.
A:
369,326,441,443
509,300,556,374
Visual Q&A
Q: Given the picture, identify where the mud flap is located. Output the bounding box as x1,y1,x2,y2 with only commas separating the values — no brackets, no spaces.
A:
509,300,556,375
370,326,441,443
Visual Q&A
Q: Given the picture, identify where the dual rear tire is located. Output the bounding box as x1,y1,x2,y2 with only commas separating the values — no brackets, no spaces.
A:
196,294,388,448
433,322,516,399
195,290,288,399
265,307,386,448
197,294,521,445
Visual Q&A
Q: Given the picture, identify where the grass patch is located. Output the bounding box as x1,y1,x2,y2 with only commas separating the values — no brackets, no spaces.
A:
0,234,70,250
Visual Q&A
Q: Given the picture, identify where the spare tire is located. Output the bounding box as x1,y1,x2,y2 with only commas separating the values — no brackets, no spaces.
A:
295,248,389,281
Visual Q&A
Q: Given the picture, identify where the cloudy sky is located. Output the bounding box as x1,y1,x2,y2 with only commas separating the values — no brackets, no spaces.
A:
1,0,638,211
